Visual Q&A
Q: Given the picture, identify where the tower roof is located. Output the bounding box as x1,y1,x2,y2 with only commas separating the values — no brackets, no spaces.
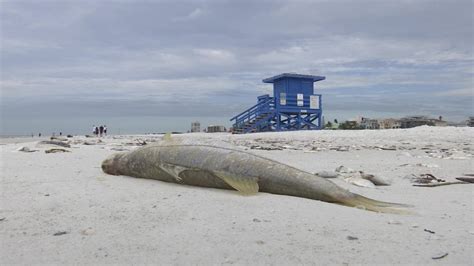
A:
262,73,326,83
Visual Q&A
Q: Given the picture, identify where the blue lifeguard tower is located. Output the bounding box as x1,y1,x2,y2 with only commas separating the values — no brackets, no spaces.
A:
231,73,325,134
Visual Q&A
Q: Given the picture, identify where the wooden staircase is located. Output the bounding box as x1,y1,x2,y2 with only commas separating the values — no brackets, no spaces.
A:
232,112,273,134
230,95,275,134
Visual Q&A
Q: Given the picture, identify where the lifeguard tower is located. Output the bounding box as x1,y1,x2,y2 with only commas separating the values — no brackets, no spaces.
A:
230,73,325,134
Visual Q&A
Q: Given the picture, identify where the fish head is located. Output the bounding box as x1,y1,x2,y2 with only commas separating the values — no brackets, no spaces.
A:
101,153,124,175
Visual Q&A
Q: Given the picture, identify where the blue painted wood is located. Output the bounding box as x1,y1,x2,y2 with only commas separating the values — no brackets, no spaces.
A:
230,73,325,133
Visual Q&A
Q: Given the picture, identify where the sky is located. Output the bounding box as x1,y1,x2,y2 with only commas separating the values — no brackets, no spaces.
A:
1,0,473,135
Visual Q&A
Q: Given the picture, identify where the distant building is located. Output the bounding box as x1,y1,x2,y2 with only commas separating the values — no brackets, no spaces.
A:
468,117,474,127
379,118,401,129
339,120,359,130
191,121,200,133
207,125,226,133
359,117,379,129
400,116,442,128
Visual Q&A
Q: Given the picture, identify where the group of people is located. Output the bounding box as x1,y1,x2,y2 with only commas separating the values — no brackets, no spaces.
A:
93,125,107,137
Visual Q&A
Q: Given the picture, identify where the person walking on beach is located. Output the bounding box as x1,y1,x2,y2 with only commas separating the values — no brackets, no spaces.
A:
104,125,107,136
93,125,98,137
99,125,104,137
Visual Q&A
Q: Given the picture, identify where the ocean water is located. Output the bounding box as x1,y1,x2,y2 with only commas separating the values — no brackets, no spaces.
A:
0,115,231,136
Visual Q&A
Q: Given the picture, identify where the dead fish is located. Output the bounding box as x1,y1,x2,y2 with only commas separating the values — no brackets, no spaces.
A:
344,177,376,188
360,172,391,186
37,140,71,148
102,137,410,214
45,148,70,153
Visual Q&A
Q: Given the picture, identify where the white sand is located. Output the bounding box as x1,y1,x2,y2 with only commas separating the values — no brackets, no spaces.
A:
1,127,473,265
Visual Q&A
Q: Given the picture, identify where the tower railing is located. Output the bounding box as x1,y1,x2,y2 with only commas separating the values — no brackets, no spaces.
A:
230,94,275,130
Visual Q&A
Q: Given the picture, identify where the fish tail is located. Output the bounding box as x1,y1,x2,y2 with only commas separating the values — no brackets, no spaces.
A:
338,194,413,214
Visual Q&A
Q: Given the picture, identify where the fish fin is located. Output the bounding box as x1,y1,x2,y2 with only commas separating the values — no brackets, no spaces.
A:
159,162,187,183
213,171,259,195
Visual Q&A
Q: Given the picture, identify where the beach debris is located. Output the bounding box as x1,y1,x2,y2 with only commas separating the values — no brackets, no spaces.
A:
0,217,6,222
45,148,70,154
67,134,73,138
44,194,50,196
110,147,130,152
455,177,474,183
424,229,435,234
413,181,469,187
410,173,473,186
81,227,95,236
334,166,387,187
334,146,350,152
51,136,68,141
344,177,376,188
135,139,147,146
37,140,71,148
375,145,397,151
124,139,147,146
417,163,439,168
335,165,356,174
250,145,282,151
399,163,439,168
360,172,391,186
82,139,105,145
315,171,339,178
411,174,445,184
53,231,68,236
17,146,38,153
252,218,261,223
346,236,358,240
431,252,448,260
101,137,411,214
387,220,402,225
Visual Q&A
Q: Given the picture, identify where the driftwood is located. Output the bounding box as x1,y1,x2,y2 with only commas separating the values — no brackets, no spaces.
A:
413,181,469,187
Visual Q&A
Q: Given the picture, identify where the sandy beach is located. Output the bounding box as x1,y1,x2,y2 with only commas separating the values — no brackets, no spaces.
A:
1,126,473,265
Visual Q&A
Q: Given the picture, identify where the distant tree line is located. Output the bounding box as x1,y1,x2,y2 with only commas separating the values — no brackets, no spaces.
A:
325,119,363,130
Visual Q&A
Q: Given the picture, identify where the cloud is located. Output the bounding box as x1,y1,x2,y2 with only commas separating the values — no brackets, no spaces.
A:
1,0,473,131
435,88,473,97
174,7,204,21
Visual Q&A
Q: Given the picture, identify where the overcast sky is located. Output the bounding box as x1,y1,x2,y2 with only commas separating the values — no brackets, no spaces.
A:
1,0,473,134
